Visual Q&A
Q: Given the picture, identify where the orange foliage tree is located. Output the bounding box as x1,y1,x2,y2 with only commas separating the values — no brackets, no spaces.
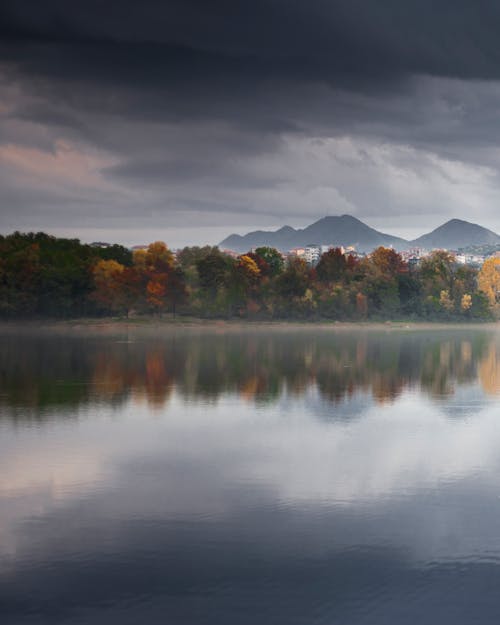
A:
92,259,126,313
133,242,185,315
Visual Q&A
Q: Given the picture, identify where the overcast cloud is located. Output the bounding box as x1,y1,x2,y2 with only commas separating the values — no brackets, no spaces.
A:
2,1,500,246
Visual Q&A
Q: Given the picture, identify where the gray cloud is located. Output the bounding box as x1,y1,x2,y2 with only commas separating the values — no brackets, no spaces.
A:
3,1,500,245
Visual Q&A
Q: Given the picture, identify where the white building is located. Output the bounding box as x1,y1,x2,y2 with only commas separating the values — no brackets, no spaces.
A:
304,244,321,265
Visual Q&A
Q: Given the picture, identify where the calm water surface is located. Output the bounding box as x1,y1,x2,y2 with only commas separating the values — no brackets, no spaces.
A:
2,326,500,624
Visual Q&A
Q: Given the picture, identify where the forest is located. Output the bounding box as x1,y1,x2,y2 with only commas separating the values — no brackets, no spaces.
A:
1,231,500,320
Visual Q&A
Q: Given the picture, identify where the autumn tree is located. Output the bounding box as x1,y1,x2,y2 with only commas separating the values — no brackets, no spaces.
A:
134,242,176,315
114,266,143,316
146,277,167,313
478,257,500,313
244,252,270,279
132,248,148,272
224,254,262,315
92,259,126,314
370,247,406,276
461,293,472,314
237,255,260,286
145,241,175,274
254,247,284,277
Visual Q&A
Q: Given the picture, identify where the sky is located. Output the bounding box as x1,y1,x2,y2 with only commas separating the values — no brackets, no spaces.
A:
3,1,500,247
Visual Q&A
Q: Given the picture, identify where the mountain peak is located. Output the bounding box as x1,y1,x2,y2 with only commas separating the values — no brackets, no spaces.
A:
316,214,361,223
411,218,500,249
220,214,406,253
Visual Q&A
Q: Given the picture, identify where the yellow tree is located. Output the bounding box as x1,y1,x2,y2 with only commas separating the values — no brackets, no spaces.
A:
439,289,454,312
461,293,472,313
145,241,174,273
133,248,147,272
478,257,500,311
238,255,260,285
235,254,261,314
92,259,126,313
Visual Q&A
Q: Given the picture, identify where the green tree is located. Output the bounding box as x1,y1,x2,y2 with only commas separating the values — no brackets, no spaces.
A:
276,258,310,299
196,251,233,295
316,248,347,283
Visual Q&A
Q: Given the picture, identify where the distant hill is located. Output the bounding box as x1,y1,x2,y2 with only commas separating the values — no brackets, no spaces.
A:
220,215,407,253
220,215,500,253
410,219,500,250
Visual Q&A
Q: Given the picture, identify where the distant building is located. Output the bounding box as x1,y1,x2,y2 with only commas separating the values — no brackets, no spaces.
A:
456,253,485,266
90,241,112,248
221,249,239,258
304,244,321,266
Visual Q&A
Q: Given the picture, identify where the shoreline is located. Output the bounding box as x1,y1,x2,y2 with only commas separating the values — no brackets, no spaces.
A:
0,317,498,334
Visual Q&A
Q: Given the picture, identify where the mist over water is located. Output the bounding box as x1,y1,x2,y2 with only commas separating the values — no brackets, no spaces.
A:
2,326,500,624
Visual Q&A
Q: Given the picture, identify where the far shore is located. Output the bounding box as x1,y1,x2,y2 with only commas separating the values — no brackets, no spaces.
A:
0,316,499,334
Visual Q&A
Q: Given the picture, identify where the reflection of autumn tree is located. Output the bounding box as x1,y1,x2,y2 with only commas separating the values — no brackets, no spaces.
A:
91,344,175,408
144,350,172,407
314,336,408,404
478,342,500,395
371,373,405,404
419,337,485,398
0,330,495,421
91,352,132,401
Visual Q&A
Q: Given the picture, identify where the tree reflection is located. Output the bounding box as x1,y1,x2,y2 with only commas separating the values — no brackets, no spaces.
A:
478,342,500,395
0,329,496,419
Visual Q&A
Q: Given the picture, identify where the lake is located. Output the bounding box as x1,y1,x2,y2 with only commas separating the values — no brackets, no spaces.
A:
2,325,500,624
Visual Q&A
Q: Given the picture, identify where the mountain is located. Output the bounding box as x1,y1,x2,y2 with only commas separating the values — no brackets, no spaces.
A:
219,215,407,253
410,219,500,250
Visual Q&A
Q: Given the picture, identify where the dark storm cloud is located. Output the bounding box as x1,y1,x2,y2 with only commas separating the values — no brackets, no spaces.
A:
3,0,500,84
3,0,500,244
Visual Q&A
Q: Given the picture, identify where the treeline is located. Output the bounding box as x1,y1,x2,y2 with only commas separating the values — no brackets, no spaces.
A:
1,231,500,320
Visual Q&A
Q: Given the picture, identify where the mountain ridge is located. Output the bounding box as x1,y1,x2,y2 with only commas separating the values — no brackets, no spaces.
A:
410,218,500,249
220,215,407,253
219,216,500,253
